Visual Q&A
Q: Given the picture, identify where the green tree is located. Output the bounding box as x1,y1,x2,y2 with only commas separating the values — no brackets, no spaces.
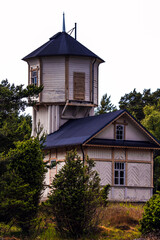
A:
47,150,110,238
141,103,160,141
95,93,117,115
154,157,160,192
0,79,43,117
141,102,160,192
119,89,144,121
0,137,46,235
140,192,160,234
0,113,32,153
0,79,43,153
119,88,160,121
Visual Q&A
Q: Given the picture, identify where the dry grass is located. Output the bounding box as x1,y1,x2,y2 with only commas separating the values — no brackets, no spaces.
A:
101,203,144,228
0,203,145,240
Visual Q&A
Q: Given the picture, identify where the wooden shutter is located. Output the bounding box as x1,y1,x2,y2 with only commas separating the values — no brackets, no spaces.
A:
73,72,85,100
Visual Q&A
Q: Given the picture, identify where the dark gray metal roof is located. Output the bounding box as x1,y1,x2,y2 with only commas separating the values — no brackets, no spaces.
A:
87,138,160,149
44,109,160,149
23,32,104,62
44,110,124,149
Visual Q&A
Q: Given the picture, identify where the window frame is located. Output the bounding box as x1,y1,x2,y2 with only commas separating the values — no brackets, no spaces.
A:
116,124,124,140
73,72,85,100
30,67,39,86
50,159,56,169
114,162,125,186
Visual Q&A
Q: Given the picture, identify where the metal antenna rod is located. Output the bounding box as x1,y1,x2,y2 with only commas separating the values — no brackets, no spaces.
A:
62,12,66,32
75,23,77,40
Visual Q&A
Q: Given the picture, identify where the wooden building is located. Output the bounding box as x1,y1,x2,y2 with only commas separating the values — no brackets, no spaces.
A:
23,18,160,202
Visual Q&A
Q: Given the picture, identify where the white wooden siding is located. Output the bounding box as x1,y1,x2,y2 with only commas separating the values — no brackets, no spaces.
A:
57,162,65,173
87,147,112,159
95,115,150,142
36,106,48,133
110,187,152,201
125,188,152,201
127,163,151,187
96,124,114,139
94,161,112,185
93,62,98,105
125,118,148,141
50,149,56,159
42,57,65,102
28,58,40,67
128,150,151,161
112,187,125,201
57,148,66,160
114,149,126,160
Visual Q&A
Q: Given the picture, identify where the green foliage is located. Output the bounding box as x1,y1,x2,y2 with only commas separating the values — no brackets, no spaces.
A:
0,170,36,229
0,79,43,153
47,150,109,238
0,79,43,116
95,93,117,115
140,192,160,234
141,102,160,141
140,102,160,192
0,113,32,153
153,156,160,192
0,138,46,235
119,88,160,121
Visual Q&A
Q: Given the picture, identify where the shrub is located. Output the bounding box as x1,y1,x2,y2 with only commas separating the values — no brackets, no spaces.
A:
47,150,110,238
140,192,160,234
0,137,46,235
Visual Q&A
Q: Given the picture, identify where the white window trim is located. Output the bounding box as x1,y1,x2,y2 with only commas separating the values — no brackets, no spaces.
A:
114,162,125,186
116,124,124,140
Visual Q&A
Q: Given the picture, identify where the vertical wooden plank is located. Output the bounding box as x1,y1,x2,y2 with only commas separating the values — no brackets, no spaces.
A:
55,148,58,174
112,148,114,185
65,56,69,100
39,58,42,102
125,149,128,186
90,60,92,102
97,64,99,105
73,72,85,100
49,150,51,185
28,63,30,86
151,150,154,187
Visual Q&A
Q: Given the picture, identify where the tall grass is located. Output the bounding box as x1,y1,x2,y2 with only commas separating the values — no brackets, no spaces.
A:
101,203,144,228
0,203,144,240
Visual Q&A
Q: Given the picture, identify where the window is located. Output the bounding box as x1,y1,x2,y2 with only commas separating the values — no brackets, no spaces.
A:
31,69,38,85
51,159,56,169
116,124,124,140
73,72,85,100
114,162,125,185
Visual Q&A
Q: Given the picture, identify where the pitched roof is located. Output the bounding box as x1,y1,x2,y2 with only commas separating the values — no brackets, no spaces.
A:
22,32,104,62
87,138,159,149
44,109,160,150
44,110,124,149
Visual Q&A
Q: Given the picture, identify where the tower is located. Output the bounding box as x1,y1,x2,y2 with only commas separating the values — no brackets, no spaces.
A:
23,17,104,136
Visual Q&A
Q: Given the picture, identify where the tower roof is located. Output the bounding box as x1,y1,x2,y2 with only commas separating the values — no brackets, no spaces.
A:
22,31,104,62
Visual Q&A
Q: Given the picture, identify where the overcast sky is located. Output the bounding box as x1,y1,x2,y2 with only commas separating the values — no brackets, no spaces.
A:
0,0,160,113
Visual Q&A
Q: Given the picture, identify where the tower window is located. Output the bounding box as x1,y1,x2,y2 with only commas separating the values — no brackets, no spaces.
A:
73,72,85,100
116,125,124,140
114,162,125,185
31,68,38,86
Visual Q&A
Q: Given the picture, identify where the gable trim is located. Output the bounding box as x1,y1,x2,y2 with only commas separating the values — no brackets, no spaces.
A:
83,110,160,147
124,111,160,147
85,143,159,150
83,111,126,145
